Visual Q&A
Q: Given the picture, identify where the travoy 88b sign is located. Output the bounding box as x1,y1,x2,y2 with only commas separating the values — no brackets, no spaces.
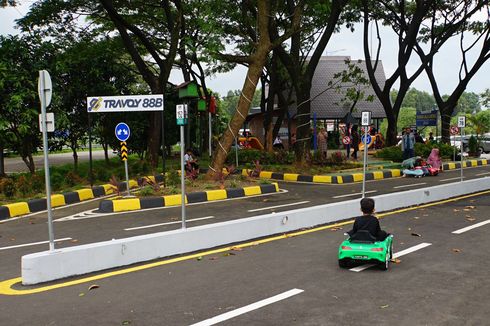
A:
87,94,164,112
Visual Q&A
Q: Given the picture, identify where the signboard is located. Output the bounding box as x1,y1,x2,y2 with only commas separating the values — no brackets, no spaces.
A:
450,126,459,135
115,122,130,142
87,94,164,113
38,70,52,107
176,104,188,126
120,142,128,161
342,136,351,145
361,111,371,126
361,134,372,145
416,109,438,127
39,113,55,132
457,116,466,128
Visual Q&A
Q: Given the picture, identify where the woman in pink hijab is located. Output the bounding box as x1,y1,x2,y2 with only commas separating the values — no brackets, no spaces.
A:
427,148,442,170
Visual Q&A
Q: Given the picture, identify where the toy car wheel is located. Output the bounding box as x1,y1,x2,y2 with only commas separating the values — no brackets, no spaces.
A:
338,259,349,268
389,243,393,260
380,255,389,271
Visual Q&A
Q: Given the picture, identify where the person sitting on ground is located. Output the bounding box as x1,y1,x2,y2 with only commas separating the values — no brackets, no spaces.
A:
347,197,389,242
273,135,284,149
427,147,442,171
184,148,199,173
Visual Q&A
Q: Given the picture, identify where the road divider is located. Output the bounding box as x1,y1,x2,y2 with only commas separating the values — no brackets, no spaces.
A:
442,158,489,171
98,183,279,213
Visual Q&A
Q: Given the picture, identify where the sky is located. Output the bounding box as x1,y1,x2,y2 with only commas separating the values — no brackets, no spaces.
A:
2,3,489,98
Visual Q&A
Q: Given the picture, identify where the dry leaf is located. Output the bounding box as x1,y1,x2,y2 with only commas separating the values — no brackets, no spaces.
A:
465,206,475,209
453,209,460,212
463,209,471,212
196,256,203,261
122,321,131,325
392,258,402,264
469,200,476,203
408,227,412,231
70,239,79,243
330,227,343,231
380,304,390,309
413,216,420,219
209,257,218,260
263,199,269,202
411,233,421,237
78,293,85,297
452,248,461,253
466,217,476,221
231,246,243,251
88,284,99,291
9,238,15,241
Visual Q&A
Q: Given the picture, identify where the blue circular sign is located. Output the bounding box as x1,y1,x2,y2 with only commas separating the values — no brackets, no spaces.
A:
361,134,372,145
115,122,130,142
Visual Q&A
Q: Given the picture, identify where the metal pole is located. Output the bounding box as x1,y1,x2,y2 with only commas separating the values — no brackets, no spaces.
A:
180,125,186,229
124,158,130,197
362,127,369,198
161,109,166,187
40,71,55,251
88,113,93,187
208,112,212,157
460,127,464,182
235,137,239,167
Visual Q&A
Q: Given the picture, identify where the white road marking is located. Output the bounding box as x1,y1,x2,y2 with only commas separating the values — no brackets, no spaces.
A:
349,242,432,272
333,190,377,199
55,190,288,222
247,201,310,212
452,220,490,234
0,237,72,251
475,172,490,176
439,177,465,182
393,182,427,189
190,288,304,326
124,216,215,231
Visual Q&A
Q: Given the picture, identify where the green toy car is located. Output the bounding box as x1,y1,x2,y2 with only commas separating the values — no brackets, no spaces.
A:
338,231,394,270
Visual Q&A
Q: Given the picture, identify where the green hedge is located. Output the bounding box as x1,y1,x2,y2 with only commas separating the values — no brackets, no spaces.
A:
225,149,294,166
375,143,457,162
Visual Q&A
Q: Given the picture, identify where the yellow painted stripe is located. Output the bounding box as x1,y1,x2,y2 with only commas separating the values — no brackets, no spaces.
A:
470,160,477,167
259,171,272,179
242,169,249,176
76,189,94,201
5,202,30,218
448,162,456,170
145,176,156,183
102,184,115,195
206,189,227,201
112,198,141,212
391,169,401,177
273,183,279,192
283,173,299,181
50,194,66,208
352,173,363,182
128,180,138,189
2,189,490,295
372,171,384,179
163,194,187,206
244,186,262,196
336,176,343,184
312,175,332,183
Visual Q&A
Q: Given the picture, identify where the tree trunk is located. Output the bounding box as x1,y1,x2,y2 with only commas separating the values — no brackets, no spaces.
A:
102,142,109,164
0,143,5,177
22,154,35,174
440,107,452,144
147,111,161,168
385,112,398,147
294,82,312,164
72,148,78,171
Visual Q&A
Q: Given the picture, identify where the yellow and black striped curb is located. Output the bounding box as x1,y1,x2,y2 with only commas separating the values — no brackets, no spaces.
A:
241,169,402,184
98,183,280,213
442,158,489,171
0,174,166,220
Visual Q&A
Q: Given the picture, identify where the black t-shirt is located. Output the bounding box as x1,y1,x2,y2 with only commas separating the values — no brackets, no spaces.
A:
348,214,383,239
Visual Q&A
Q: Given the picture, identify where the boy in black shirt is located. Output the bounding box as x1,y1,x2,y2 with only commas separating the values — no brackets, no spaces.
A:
347,197,388,241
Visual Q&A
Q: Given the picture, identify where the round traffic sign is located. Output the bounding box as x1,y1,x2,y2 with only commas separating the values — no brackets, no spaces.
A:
450,125,459,135
115,122,130,142
342,136,351,145
361,134,372,145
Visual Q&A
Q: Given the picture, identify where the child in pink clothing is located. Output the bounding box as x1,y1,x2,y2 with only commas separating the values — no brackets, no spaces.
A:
427,148,442,170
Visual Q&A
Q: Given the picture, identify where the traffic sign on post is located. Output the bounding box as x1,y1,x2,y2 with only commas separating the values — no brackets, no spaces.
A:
120,142,128,161
342,136,351,145
176,104,188,125
361,111,371,126
450,126,459,135
115,122,131,142
38,70,52,107
361,134,372,145
457,116,466,128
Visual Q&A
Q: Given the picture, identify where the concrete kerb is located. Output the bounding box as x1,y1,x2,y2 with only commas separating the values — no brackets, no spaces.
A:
241,158,489,185
21,177,490,285
0,174,167,220
98,183,280,213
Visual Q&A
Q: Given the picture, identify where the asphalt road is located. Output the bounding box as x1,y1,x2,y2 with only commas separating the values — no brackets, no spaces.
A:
0,189,489,325
4,150,116,173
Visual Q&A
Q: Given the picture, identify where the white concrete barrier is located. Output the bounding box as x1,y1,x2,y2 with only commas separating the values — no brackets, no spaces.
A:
22,177,490,284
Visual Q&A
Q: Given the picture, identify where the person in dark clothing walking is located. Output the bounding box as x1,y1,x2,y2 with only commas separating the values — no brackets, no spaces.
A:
351,125,360,160
347,197,389,241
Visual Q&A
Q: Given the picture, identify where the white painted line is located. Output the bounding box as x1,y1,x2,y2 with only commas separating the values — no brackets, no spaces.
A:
247,201,310,212
333,190,377,199
393,182,427,189
475,172,490,176
440,177,465,182
124,216,215,231
350,242,432,272
0,237,72,251
190,288,304,326
452,219,490,234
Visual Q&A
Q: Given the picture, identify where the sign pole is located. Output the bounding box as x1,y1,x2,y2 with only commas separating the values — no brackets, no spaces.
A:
361,111,371,198
39,70,55,251
458,116,466,182
235,137,239,167
180,125,186,229
209,112,212,157
124,151,130,197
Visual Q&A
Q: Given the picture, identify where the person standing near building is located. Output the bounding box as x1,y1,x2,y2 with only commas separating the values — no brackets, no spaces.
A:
351,125,360,160
402,127,415,160
317,128,328,161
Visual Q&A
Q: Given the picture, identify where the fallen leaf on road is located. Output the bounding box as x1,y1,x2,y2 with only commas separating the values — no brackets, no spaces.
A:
465,206,475,209
466,217,476,221
411,233,421,237
9,238,15,241
78,293,85,297
263,199,269,202
408,227,412,231
170,217,178,221
452,248,461,253
209,257,218,261
330,227,343,231
391,258,401,264
463,209,472,212
413,216,420,219
88,284,99,291
380,304,390,309
231,246,243,251
453,209,460,212
70,239,78,243
122,321,131,325
196,256,203,261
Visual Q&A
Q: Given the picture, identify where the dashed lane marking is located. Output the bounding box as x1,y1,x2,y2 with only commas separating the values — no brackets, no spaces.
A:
0,238,72,251
124,216,215,231
247,201,310,212
393,182,426,189
333,190,377,198
452,219,490,234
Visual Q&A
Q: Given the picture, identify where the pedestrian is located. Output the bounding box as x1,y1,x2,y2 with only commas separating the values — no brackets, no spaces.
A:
184,148,199,173
427,147,442,171
351,125,360,160
273,135,284,150
317,128,328,161
427,132,435,143
345,123,351,159
401,127,415,160
414,131,424,143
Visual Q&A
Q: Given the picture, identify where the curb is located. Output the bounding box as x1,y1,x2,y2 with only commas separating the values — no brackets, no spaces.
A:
0,174,166,220
442,158,489,171
98,183,279,213
241,169,402,184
